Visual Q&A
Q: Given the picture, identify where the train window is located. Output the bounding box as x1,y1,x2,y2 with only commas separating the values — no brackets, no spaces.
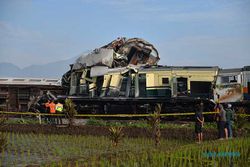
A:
162,78,169,85
220,76,238,84
120,77,128,96
229,76,238,83
177,77,188,95
220,76,229,83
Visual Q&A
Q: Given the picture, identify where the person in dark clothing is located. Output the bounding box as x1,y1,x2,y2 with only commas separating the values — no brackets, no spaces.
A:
218,104,227,139
195,101,204,143
214,102,221,139
225,104,235,138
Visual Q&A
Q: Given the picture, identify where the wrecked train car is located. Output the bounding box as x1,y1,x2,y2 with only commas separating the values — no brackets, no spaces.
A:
100,66,218,99
59,37,218,113
60,65,218,114
214,66,250,104
57,37,249,114
62,37,160,95
72,37,159,69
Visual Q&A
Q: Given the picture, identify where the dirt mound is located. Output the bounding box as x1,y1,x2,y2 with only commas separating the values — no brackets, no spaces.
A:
0,124,223,141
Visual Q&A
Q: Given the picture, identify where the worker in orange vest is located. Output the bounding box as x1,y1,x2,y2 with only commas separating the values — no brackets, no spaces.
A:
45,100,56,124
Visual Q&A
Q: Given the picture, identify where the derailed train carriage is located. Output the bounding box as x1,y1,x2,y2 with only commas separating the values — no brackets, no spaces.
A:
60,65,219,114
55,37,250,114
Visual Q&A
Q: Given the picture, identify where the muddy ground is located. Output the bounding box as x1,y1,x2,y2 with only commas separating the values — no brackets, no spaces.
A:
0,124,228,141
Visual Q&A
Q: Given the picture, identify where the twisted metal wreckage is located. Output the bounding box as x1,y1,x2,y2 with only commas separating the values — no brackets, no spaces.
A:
62,37,160,97
28,37,250,115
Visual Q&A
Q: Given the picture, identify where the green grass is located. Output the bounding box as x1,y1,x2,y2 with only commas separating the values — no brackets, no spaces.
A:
1,132,249,166
86,118,219,130
6,116,249,131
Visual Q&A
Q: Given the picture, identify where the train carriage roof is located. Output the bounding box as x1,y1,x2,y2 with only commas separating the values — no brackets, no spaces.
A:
139,66,219,72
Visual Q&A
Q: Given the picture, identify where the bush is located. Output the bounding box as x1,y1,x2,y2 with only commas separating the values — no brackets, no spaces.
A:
0,113,7,150
64,98,77,127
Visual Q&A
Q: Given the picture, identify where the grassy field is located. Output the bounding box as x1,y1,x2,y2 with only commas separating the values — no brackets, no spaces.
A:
3,116,219,129
1,132,249,167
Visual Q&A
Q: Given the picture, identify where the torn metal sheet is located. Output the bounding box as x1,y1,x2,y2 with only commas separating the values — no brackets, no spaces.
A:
72,37,160,70
73,48,114,70
102,37,160,66
62,37,160,95
90,66,109,77
107,65,140,75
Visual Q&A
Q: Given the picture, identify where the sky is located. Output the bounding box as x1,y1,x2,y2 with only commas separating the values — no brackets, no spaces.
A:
0,0,250,68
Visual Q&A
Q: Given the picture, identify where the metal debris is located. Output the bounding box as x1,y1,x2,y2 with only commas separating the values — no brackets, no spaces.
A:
62,37,160,95
72,37,160,70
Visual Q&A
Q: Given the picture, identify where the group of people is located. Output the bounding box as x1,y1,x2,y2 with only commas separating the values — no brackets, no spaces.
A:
44,100,64,124
195,101,235,143
216,103,235,140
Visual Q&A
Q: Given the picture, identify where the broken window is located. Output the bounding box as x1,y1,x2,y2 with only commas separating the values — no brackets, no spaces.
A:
69,72,78,95
229,76,238,83
220,76,229,84
177,77,188,95
220,75,238,84
129,76,135,97
120,77,128,96
162,78,169,85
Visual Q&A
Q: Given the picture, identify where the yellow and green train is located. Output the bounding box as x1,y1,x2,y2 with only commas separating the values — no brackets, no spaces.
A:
101,66,218,99
60,65,224,114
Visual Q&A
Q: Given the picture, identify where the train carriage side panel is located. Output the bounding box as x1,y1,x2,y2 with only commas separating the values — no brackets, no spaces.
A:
140,66,218,99
186,70,217,98
171,67,218,98
145,70,172,97
214,68,243,103
242,66,250,100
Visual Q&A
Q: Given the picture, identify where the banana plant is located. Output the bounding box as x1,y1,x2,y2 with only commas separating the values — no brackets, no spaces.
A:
147,103,162,147
64,98,77,127
108,126,124,147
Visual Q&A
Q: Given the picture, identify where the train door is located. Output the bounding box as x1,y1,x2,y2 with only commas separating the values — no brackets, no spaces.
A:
190,81,212,98
171,77,177,97
138,74,146,97
177,77,188,96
